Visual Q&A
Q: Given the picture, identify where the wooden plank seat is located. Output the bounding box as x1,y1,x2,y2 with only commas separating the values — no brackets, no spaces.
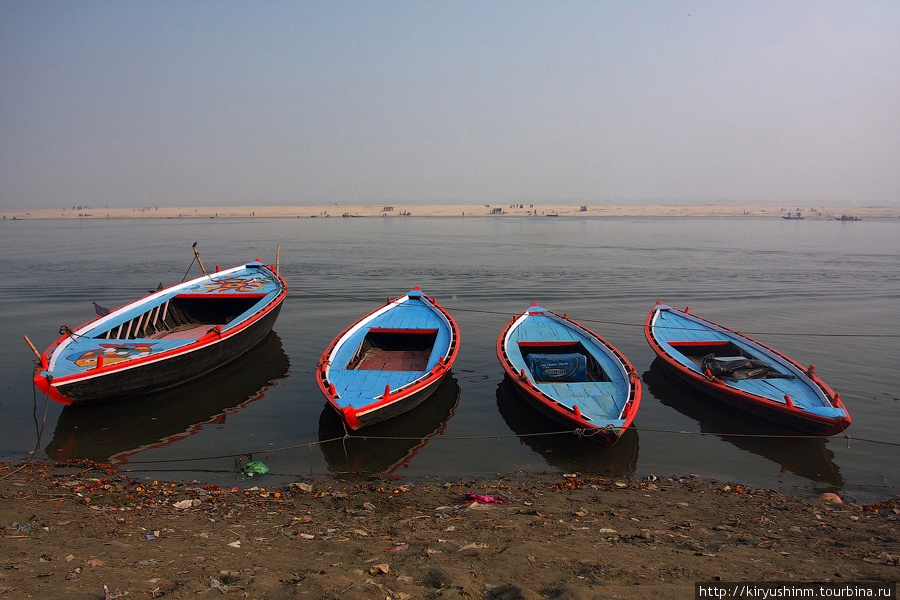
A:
150,324,216,339
349,349,430,371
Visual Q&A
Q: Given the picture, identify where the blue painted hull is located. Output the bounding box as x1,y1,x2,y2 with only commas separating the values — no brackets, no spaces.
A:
644,303,850,436
34,261,287,405
317,288,460,430
496,304,641,447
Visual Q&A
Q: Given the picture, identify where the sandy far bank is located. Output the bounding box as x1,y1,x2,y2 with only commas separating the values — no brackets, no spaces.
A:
3,203,899,220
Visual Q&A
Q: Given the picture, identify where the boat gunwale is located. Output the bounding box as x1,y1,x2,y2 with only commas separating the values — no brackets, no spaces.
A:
496,306,641,438
42,263,281,368
316,289,460,428
35,262,287,404
644,304,849,434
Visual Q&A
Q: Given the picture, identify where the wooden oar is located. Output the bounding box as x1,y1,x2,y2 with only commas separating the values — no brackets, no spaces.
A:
24,335,41,360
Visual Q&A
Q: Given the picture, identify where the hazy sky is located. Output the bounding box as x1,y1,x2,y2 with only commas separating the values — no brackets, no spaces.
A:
1,1,898,208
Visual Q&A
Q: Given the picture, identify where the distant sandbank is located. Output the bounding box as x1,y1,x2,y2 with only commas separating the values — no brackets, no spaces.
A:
3,203,899,220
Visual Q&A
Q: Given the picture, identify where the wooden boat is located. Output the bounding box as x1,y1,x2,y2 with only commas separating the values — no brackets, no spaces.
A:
316,287,460,429
33,260,287,405
496,303,641,447
644,302,850,436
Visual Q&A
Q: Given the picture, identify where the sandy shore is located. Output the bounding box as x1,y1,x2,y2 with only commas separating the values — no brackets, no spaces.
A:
1,460,898,599
3,203,899,220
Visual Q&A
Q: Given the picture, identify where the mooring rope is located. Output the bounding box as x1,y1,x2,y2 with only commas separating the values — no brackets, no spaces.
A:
289,287,900,338
0,378,50,481
113,425,898,468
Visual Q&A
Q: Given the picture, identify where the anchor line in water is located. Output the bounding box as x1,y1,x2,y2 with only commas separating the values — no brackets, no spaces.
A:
291,287,900,338
1,380,51,481
112,427,899,467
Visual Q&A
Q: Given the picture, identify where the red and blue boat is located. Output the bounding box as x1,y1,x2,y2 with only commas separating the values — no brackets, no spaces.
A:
316,287,460,430
33,260,287,405
644,302,850,436
496,304,641,447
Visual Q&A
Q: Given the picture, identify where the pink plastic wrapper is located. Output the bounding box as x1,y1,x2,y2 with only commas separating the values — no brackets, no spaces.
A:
460,493,505,504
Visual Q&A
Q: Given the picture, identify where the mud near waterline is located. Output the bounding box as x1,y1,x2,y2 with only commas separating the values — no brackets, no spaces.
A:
2,460,898,599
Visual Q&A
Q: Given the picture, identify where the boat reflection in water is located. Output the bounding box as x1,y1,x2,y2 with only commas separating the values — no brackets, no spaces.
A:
46,332,290,464
644,359,843,487
317,373,460,475
496,377,639,477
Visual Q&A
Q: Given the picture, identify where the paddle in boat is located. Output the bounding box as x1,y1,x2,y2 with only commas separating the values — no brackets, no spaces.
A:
644,302,850,436
31,255,287,406
316,287,460,430
496,303,641,447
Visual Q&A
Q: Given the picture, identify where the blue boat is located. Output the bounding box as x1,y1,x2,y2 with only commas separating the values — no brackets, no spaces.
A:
316,287,460,430
33,260,287,406
496,303,641,447
644,302,851,436
318,373,461,474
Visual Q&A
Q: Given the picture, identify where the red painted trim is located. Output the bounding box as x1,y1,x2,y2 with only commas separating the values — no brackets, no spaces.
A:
496,307,641,437
35,266,287,403
174,293,269,299
368,328,439,334
669,340,732,348
342,406,361,429
327,367,449,430
33,375,73,405
643,305,849,434
316,289,461,429
46,290,286,387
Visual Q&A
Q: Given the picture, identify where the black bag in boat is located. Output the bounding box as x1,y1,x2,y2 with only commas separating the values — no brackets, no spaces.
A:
701,354,794,382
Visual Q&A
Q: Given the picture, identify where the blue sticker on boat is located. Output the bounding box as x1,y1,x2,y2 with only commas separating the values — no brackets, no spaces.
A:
525,353,587,382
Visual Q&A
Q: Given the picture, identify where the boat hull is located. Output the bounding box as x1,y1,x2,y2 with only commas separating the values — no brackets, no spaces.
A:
336,371,449,430
34,262,287,405
39,303,282,404
502,374,626,447
644,303,850,436
497,305,640,447
317,288,460,430
46,331,290,462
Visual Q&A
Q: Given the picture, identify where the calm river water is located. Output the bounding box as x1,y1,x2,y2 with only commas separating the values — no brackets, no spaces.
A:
1,215,897,499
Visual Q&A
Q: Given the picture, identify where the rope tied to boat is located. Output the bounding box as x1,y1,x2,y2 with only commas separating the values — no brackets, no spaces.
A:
573,425,622,440
59,325,81,341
